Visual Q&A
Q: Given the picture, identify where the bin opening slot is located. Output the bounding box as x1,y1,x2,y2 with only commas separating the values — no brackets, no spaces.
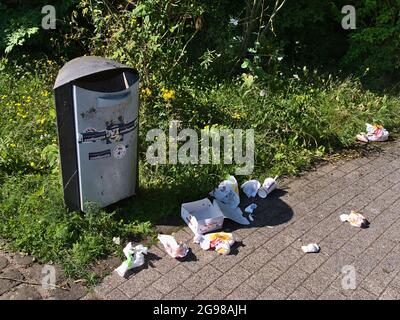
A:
89,149,111,160
97,91,131,109
82,131,107,142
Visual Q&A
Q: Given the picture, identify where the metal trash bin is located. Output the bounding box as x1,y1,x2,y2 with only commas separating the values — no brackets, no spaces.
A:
53,56,139,212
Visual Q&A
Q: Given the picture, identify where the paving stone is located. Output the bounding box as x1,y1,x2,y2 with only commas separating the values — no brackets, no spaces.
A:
194,285,226,300
272,265,308,295
352,254,381,277
256,286,288,300
0,269,24,296
349,287,378,300
118,268,162,298
182,265,222,296
263,233,296,254
302,270,337,296
183,249,218,273
242,231,269,250
0,285,41,300
0,257,8,271
163,285,195,300
288,285,317,300
147,253,180,274
238,247,274,273
318,287,347,300
46,282,87,300
379,286,400,300
94,272,127,297
134,285,164,300
152,265,192,295
210,248,250,273
246,264,283,294
105,288,129,300
319,252,355,276
269,246,303,272
226,284,258,300
360,269,397,297
214,266,251,295
14,254,34,267
295,252,330,274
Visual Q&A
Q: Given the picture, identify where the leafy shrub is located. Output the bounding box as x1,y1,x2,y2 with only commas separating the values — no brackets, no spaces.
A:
342,0,400,82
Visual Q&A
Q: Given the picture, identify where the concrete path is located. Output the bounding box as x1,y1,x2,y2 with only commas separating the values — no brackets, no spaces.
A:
92,139,400,300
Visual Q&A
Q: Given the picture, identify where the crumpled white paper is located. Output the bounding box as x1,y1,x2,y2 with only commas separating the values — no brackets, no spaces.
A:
301,243,320,253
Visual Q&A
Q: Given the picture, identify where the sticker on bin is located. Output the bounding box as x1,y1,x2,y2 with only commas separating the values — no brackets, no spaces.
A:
181,198,224,235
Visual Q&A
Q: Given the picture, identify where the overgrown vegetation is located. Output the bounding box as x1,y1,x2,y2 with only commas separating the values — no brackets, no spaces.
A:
1,0,400,280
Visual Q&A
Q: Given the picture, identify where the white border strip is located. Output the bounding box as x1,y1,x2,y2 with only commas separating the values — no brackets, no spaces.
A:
72,85,84,211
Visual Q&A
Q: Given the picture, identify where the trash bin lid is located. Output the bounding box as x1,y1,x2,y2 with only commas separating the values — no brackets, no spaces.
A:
54,56,136,89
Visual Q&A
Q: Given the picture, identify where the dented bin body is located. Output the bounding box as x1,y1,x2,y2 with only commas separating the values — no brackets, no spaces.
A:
53,56,139,212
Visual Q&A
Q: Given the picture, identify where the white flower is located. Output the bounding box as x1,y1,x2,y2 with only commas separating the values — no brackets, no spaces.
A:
229,18,239,26
112,237,121,245
293,74,300,80
259,89,266,97
277,56,283,62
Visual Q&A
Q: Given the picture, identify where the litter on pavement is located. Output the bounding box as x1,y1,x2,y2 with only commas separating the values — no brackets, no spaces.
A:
193,232,236,255
181,198,224,235
356,123,389,143
301,243,320,253
158,234,189,258
241,180,261,198
340,211,370,228
210,175,240,208
209,175,250,225
258,176,278,198
244,203,257,214
114,243,148,277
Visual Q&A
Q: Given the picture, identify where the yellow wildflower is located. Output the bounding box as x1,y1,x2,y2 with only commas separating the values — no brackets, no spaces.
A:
161,88,175,101
9,143,16,148
232,112,242,120
141,87,152,96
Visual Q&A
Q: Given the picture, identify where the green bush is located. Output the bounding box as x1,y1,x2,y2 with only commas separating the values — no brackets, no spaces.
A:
342,0,400,82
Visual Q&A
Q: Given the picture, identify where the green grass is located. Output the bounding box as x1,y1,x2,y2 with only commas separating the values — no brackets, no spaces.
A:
1,63,400,281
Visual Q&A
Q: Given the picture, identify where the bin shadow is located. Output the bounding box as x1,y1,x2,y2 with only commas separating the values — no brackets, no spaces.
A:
111,177,294,233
